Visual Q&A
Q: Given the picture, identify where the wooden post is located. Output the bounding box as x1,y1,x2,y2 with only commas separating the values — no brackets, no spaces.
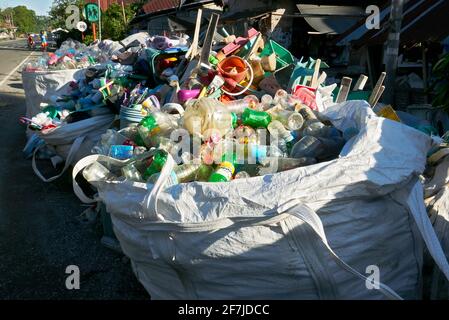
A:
383,0,405,104
336,77,353,103
92,22,97,41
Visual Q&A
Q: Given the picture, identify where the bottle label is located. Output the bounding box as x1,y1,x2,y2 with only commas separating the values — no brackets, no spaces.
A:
150,126,161,136
215,161,235,181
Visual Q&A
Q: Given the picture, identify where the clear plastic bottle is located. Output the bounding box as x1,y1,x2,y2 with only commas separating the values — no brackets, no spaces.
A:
222,96,259,114
83,162,115,182
295,104,318,123
303,122,341,138
274,110,304,131
121,162,144,182
183,98,234,140
234,171,251,179
267,120,295,154
290,135,345,160
260,94,273,110
249,144,285,164
174,163,202,183
233,125,257,145
273,89,289,107
138,111,179,147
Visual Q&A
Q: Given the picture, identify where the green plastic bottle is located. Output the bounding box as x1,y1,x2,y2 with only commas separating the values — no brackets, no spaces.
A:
241,108,271,128
143,150,168,181
208,153,236,182
140,114,160,135
231,112,239,128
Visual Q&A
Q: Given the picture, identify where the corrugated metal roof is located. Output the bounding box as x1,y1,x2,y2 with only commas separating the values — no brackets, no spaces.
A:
85,0,139,11
142,0,180,14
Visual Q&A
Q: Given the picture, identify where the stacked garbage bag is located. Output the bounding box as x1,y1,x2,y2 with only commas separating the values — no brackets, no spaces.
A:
20,16,449,299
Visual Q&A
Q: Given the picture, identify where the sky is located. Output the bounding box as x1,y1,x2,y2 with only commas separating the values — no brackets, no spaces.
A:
0,0,53,16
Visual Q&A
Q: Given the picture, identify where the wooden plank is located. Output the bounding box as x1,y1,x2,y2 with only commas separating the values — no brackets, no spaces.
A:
198,13,220,68
317,71,327,87
370,85,385,107
185,9,202,61
310,59,321,88
244,33,262,60
353,74,368,91
368,72,386,106
335,77,352,103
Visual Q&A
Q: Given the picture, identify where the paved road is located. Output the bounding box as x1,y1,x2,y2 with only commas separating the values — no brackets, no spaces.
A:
0,40,149,299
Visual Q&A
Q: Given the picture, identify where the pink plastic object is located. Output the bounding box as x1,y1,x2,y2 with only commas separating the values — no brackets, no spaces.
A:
177,89,201,104
293,85,318,110
220,29,259,57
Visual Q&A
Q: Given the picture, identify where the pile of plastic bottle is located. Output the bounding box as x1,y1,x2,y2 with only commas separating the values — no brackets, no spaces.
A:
86,92,358,186
21,27,361,185
21,62,135,132
23,39,119,72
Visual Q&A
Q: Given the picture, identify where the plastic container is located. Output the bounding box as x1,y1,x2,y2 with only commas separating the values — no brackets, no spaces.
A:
259,40,295,69
241,108,272,128
120,106,145,129
217,56,248,84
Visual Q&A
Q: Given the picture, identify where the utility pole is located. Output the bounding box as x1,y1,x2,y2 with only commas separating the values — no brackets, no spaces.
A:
98,0,102,41
121,1,127,24
383,0,405,105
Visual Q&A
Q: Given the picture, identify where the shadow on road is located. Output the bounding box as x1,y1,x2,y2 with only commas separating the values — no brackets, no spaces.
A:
0,91,148,300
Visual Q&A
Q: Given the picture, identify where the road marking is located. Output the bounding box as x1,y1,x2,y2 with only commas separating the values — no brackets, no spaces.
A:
0,52,33,88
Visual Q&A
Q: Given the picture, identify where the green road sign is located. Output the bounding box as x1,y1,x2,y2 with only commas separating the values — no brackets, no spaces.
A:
84,3,100,23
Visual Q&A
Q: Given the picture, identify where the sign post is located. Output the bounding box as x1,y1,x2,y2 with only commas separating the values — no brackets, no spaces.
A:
84,3,100,41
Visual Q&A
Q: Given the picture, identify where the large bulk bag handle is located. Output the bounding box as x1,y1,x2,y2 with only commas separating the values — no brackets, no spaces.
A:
32,135,85,183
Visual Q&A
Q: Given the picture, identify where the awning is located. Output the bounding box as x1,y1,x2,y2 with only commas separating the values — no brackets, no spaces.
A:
335,0,449,47
296,4,366,35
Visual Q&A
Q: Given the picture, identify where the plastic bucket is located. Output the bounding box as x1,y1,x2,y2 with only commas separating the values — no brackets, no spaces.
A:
217,56,248,84
120,106,145,129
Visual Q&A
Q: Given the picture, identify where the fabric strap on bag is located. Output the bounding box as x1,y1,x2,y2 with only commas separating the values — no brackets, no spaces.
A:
400,182,449,281
72,150,158,204
32,135,85,182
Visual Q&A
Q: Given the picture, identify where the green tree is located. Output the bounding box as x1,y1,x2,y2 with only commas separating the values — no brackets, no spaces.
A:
36,16,51,32
49,0,84,29
14,6,37,33
1,6,36,33
101,3,136,41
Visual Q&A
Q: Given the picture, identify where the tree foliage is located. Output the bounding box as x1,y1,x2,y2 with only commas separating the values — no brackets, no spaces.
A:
47,0,145,43
49,0,84,29
1,6,37,33
101,3,137,41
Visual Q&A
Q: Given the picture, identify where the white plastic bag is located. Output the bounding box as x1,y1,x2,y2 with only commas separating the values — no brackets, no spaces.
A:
33,114,115,182
73,101,449,299
22,69,86,130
